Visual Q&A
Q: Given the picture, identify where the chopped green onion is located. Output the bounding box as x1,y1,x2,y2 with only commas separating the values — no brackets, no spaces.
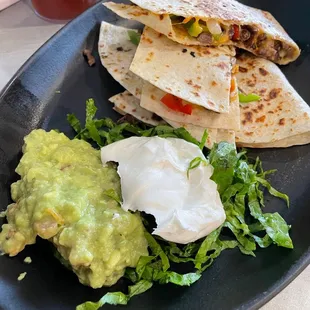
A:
239,92,261,103
128,30,141,46
199,129,208,150
187,157,207,178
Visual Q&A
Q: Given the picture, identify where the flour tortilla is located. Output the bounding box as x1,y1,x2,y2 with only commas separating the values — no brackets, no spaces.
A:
235,54,310,148
103,1,300,65
239,132,310,149
98,21,143,98
111,91,235,148
109,91,165,126
140,78,240,130
130,26,235,113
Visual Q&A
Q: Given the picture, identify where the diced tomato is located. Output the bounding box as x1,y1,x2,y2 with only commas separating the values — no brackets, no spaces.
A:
160,94,193,115
232,25,240,41
181,104,193,115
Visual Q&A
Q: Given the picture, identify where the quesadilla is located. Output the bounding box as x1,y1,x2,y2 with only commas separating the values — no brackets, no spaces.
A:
109,90,166,126
98,21,143,98
236,54,310,148
111,91,235,148
130,26,236,113
103,1,300,65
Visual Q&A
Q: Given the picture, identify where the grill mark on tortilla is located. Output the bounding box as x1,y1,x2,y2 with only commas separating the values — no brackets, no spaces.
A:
159,14,164,20
193,84,201,90
150,94,156,100
247,80,255,87
245,132,254,136
259,89,267,95
258,103,264,110
216,62,228,70
145,52,154,62
212,81,217,86
279,118,285,125
269,88,282,99
116,47,123,51
182,49,187,53
142,34,153,44
185,79,193,86
129,10,149,16
239,66,248,73
259,67,268,76
192,91,200,97
190,51,196,57
243,111,253,123
256,115,266,123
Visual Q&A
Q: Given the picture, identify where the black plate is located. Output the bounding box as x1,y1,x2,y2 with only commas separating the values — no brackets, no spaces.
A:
0,1,310,309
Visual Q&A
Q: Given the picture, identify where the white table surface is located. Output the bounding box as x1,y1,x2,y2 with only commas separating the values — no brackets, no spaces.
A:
1,2,310,309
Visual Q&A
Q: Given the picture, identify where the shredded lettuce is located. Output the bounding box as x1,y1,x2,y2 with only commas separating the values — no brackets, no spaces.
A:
68,100,293,309
76,280,153,310
199,129,208,150
67,102,201,148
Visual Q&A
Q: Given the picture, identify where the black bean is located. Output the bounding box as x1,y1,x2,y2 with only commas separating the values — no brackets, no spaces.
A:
274,40,282,51
240,28,251,42
197,32,213,44
256,33,267,47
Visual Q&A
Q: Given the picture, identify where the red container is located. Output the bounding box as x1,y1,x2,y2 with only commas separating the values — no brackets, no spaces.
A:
31,0,98,21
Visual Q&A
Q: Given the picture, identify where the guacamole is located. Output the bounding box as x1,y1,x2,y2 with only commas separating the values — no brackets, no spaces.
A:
0,130,148,288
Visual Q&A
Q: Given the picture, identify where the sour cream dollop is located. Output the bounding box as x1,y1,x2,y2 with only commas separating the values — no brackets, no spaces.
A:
101,137,225,244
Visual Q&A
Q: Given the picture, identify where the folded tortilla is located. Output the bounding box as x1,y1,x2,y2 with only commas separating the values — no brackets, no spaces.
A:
236,54,310,148
109,90,165,126
111,91,235,148
130,27,235,113
140,78,240,130
98,21,143,98
103,1,300,65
